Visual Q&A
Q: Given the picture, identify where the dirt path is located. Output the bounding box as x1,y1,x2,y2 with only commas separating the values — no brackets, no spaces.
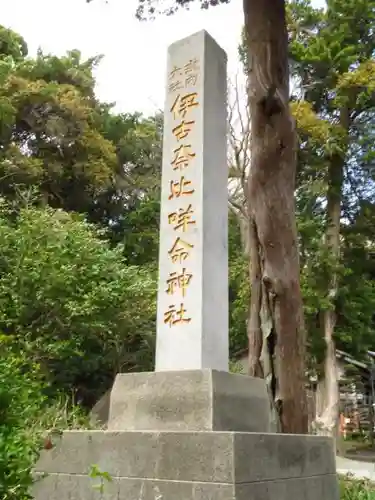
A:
336,455,375,480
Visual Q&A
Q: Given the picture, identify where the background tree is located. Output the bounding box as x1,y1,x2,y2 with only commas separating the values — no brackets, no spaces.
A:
90,110,163,264
0,39,118,212
228,75,251,254
238,0,375,437
0,25,164,265
287,0,375,437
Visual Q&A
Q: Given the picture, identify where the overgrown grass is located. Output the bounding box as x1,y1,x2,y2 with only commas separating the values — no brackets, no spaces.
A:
1,396,93,500
340,474,375,499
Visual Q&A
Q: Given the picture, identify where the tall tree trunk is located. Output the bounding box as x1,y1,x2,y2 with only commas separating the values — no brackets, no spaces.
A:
248,217,263,378
315,110,347,440
243,0,308,434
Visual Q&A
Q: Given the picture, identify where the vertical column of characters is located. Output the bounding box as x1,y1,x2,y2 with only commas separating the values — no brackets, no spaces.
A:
163,58,200,329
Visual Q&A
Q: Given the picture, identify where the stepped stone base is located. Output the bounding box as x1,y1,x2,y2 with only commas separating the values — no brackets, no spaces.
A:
33,370,339,499
33,430,338,500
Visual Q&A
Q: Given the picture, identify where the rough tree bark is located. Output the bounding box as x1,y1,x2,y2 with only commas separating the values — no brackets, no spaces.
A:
314,110,348,440
314,157,341,440
243,0,308,434
227,77,278,421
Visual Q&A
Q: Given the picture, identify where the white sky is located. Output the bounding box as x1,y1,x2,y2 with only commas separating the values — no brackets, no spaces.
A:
2,0,326,116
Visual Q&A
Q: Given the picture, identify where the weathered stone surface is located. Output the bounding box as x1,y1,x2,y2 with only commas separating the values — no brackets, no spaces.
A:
33,429,338,500
156,29,228,372
35,429,337,481
235,475,339,500
33,473,120,500
90,389,110,427
108,369,271,432
32,474,59,500
35,430,234,482
33,474,340,500
234,433,336,483
118,478,235,500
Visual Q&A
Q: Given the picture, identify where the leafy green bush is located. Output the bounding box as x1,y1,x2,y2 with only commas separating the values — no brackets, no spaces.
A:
0,340,93,500
0,202,157,498
0,203,156,405
340,474,375,500
0,343,45,500
228,211,249,357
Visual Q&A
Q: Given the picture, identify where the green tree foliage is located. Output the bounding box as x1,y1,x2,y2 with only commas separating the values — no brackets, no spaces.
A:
0,22,161,500
236,0,375,376
0,24,164,267
0,35,118,212
228,211,249,356
91,111,163,264
239,0,375,359
0,25,27,62
0,202,156,405
0,346,45,500
0,23,165,500
135,0,230,19
286,0,375,362
0,337,95,500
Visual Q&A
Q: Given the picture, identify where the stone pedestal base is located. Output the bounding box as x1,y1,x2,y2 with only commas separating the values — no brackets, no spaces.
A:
33,430,339,500
108,370,273,432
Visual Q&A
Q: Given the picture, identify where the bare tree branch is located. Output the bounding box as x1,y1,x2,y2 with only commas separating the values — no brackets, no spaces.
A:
227,72,251,224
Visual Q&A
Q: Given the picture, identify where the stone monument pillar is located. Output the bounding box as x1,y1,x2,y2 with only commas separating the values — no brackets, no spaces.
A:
107,31,271,435
33,31,339,500
155,30,228,372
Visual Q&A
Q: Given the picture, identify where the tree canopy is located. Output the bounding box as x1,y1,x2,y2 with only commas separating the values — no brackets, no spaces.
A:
135,0,230,19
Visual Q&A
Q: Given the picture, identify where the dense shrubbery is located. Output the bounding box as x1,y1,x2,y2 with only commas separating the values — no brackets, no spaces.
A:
0,203,157,406
0,344,93,500
0,203,156,499
0,347,44,500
